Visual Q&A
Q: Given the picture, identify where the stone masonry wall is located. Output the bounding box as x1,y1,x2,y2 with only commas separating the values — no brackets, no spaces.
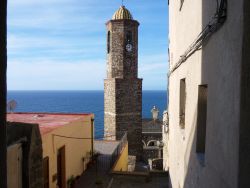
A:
104,78,142,157
104,19,142,158
106,20,139,79
104,79,116,139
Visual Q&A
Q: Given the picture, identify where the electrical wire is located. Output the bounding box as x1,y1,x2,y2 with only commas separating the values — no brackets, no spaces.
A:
168,0,227,76
52,133,116,140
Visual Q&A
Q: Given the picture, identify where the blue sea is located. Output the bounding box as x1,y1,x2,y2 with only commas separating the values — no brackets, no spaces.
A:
7,90,167,138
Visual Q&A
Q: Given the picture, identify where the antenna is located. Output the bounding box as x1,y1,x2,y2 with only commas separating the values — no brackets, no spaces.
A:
7,100,17,113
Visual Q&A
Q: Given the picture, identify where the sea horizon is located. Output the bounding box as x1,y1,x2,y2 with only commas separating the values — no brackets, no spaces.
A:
7,89,167,92
7,90,167,138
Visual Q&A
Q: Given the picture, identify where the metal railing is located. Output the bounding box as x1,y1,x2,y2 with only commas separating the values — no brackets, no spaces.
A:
96,132,128,172
110,132,127,169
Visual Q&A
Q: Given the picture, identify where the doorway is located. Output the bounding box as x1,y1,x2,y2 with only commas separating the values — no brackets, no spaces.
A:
57,146,66,188
43,157,49,188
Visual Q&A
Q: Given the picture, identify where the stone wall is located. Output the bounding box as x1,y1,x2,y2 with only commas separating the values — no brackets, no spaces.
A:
142,119,163,163
104,79,116,139
142,133,162,163
104,18,142,158
142,134,162,146
238,0,250,186
143,148,161,163
162,111,169,171
104,78,142,157
106,20,139,79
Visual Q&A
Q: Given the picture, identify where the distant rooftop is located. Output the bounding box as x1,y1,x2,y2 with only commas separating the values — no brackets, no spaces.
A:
7,112,93,135
142,119,162,133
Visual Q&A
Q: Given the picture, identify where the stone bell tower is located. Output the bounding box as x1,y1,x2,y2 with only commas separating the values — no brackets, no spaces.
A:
104,6,142,158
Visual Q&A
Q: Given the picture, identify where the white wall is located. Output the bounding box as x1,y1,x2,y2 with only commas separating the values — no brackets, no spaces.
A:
166,0,243,187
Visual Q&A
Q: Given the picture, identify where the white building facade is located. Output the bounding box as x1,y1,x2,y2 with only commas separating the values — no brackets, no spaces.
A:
166,0,250,187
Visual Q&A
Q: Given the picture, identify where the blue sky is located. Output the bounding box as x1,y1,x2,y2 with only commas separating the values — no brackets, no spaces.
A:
7,0,169,90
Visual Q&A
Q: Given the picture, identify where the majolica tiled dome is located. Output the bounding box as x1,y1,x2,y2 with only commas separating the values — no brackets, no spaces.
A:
112,6,133,20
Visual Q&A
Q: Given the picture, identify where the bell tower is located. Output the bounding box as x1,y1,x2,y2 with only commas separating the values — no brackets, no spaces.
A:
104,6,142,158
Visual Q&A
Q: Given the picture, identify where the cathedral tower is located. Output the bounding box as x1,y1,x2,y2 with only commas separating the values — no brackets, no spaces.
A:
104,6,142,157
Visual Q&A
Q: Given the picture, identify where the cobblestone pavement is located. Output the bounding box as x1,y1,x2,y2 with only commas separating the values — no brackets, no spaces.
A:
75,163,112,188
75,151,168,188
109,172,169,188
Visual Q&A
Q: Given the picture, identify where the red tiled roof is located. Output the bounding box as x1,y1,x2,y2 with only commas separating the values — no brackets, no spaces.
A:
7,113,93,135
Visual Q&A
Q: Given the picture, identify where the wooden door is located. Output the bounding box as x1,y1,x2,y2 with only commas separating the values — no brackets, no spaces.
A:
57,146,66,188
43,157,49,188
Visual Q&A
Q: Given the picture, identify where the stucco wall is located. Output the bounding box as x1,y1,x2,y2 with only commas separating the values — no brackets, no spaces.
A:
167,0,243,187
238,1,250,187
7,144,22,188
7,122,43,188
42,114,93,188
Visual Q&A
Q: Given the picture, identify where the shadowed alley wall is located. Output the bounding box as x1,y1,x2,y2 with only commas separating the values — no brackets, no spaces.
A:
0,0,7,187
167,0,246,187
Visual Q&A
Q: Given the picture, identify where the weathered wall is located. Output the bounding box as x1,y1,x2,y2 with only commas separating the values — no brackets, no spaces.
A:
143,148,161,162
167,0,243,187
238,0,250,187
104,19,142,158
42,114,93,188
106,20,139,79
142,134,162,146
7,122,43,188
0,1,7,187
142,132,162,162
104,79,116,139
7,144,22,188
162,111,169,171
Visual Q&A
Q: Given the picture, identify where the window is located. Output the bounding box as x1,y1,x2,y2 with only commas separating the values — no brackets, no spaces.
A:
126,31,132,44
107,31,110,53
179,78,186,129
196,85,208,160
57,146,66,188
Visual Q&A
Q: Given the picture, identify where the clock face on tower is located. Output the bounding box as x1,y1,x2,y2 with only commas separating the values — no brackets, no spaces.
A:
126,44,133,52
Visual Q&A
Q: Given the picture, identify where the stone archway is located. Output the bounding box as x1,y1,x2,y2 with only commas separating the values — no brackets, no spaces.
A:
147,140,158,147
142,140,146,147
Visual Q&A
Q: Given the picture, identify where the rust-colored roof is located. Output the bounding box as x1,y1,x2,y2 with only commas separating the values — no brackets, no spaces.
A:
7,113,93,135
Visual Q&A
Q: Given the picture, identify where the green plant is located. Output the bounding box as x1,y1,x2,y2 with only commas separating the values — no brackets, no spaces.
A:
67,175,75,188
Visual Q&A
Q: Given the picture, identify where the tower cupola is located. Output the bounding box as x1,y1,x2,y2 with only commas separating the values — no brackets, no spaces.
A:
112,6,133,20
